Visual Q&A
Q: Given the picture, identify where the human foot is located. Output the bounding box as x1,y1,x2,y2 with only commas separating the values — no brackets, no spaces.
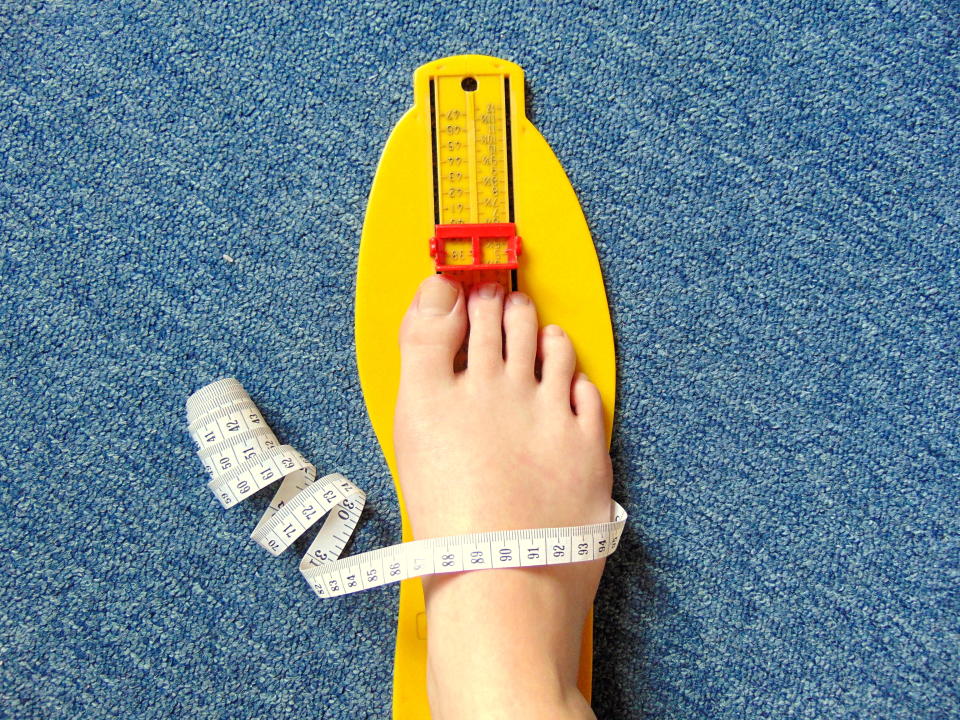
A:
393,275,614,719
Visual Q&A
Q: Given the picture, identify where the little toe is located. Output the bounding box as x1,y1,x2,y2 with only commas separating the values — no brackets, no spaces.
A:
466,283,505,374
538,324,577,404
571,372,606,440
503,292,538,380
398,275,467,383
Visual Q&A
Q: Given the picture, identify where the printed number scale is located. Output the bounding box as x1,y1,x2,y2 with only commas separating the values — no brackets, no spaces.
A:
431,71,519,294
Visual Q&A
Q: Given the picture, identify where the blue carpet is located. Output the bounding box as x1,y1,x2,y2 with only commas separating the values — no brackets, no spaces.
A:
2,1,958,718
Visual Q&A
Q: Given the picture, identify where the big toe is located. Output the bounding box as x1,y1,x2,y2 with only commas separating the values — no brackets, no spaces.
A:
398,275,467,383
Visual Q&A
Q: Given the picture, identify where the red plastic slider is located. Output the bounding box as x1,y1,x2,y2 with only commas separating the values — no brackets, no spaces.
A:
429,223,522,272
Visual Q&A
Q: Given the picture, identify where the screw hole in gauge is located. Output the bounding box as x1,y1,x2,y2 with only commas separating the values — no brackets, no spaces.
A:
461,76,478,91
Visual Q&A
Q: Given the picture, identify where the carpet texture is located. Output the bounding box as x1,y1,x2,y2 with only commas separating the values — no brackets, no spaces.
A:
2,1,958,718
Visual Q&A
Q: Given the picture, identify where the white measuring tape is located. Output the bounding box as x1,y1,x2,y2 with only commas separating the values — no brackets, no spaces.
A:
187,378,627,599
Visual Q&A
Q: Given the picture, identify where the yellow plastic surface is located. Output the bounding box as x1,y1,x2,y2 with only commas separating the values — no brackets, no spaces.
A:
355,54,616,719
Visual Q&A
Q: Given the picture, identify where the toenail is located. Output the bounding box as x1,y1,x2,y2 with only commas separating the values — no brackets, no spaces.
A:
417,276,458,315
477,283,499,299
508,292,530,306
544,324,564,337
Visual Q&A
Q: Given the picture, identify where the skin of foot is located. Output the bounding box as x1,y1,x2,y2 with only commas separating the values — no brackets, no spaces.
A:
393,275,614,720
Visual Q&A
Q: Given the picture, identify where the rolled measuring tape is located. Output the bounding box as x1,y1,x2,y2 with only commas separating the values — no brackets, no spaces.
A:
187,378,627,599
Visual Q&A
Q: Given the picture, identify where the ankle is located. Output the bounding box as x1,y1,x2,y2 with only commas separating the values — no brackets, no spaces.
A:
423,570,596,719
426,649,595,720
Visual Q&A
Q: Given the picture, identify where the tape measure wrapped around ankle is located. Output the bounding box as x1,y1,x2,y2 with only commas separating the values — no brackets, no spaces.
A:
187,378,627,599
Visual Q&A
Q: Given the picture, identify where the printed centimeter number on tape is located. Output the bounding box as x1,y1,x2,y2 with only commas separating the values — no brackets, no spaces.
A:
187,378,627,599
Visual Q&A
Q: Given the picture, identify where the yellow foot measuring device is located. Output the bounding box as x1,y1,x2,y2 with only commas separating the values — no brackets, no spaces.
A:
356,55,617,718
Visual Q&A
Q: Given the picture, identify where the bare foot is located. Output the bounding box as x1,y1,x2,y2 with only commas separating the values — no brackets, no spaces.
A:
393,275,614,720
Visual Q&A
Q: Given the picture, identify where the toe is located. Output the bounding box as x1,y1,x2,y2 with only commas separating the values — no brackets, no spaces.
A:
571,372,606,440
466,283,505,374
503,292,538,380
398,275,467,382
538,324,577,403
